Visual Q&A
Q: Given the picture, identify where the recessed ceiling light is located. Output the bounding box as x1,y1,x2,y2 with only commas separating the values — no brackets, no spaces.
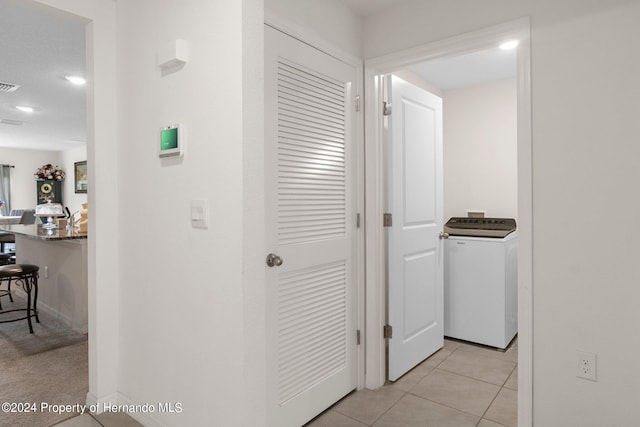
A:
15,106,34,113
500,40,519,50
65,75,86,85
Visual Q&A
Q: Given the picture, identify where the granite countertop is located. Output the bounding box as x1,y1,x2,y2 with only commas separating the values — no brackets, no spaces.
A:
0,216,21,225
0,224,87,241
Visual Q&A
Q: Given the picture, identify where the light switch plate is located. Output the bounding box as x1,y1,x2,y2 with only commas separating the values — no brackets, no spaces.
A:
191,199,208,229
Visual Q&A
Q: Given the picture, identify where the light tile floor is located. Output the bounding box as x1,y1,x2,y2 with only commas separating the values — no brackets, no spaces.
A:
53,411,142,427
307,337,518,427
54,338,516,427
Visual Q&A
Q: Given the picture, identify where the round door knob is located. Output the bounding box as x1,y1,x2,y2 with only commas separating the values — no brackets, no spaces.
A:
439,232,450,240
266,253,283,267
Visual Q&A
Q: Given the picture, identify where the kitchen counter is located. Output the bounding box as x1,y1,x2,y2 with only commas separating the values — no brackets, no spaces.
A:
0,215,21,225
1,224,88,333
1,224,87,240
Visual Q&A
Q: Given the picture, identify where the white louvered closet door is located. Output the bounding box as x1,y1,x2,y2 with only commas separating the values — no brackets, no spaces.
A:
265,26,358,427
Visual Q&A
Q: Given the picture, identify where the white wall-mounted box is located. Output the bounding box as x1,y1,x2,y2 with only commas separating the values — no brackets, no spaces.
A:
157,39,188,70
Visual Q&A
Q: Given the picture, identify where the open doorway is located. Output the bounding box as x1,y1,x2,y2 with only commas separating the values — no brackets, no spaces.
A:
383,55,518,426
0,0,89,420
386,38,518,371
10,0,121,420
364,17,532,425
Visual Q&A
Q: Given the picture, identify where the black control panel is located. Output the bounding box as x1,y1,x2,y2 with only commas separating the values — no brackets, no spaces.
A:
444,217,516,238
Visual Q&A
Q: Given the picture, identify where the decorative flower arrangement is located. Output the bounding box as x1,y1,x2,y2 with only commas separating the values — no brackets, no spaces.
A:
34,164,65,181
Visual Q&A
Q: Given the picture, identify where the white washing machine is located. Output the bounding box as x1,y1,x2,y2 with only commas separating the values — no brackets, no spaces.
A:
443,218,518,349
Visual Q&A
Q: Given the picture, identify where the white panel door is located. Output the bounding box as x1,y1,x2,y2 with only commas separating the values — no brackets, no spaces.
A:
265,26,358,427
387,75,444,381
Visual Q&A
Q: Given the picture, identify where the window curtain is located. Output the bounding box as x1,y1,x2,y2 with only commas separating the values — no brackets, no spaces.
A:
0,165,11,216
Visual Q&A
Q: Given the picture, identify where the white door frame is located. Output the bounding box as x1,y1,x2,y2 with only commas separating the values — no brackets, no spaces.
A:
363,18,533,426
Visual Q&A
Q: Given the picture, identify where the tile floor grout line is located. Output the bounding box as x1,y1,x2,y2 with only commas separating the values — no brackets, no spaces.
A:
449,344,518,362
478,392,501,424
433,365,515,388
89,412,106,426
454,349,518,364
413,340,518,427
478,365,519,427
477,384,511,426
331,408,376,426
368,389,408,426
405,390,486,422
395,343,507,421
329,388,408,426
475,361,518,427
474,412,512,427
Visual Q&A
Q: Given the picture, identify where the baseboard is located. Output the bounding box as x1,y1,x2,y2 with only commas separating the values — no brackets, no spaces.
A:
108,393,167,427
85,391,118,411
12,288,88,334
86,392,169,425
86,390,181,425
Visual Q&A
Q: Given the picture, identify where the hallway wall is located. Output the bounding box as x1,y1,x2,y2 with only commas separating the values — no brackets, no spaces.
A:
265,0,363,58
114,0,250,424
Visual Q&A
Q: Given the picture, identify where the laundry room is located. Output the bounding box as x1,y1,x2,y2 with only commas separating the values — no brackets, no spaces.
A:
395,42,519,350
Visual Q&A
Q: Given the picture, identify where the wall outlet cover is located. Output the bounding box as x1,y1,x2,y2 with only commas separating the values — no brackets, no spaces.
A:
576,350,597,381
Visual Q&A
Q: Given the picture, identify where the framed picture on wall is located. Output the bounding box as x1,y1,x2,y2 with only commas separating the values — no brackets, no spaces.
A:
74,161,87,193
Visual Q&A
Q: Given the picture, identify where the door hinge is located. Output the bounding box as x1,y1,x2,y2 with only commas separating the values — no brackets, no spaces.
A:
356,329,361,345
383,101,392,116
383,324,393,339
383,213,392,227
355,95,361,112
356,213,361,228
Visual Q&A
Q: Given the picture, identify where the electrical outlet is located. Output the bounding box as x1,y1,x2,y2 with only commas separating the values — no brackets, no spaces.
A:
576,350,597,381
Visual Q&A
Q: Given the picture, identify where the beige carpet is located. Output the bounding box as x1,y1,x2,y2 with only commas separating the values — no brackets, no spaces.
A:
0,295,88,427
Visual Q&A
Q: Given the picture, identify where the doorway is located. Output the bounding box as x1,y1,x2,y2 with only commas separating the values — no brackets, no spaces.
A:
364,17,532,425
17,0,120,413
0,0,90,412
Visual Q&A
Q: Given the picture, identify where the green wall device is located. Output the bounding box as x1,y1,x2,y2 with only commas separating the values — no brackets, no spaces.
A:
159,124,183,158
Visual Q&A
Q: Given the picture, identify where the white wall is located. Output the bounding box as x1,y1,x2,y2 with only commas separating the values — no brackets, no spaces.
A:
115,0,261,425
365,1,640,425
265,0,363,58
443,78,517,220
241,0,267,424
0,147,62,211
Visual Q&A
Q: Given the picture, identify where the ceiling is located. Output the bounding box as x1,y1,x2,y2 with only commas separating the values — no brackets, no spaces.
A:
340,0,516,90
341,0,416,16
0,0,86,152
406,47,517,91
0,0,514,152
